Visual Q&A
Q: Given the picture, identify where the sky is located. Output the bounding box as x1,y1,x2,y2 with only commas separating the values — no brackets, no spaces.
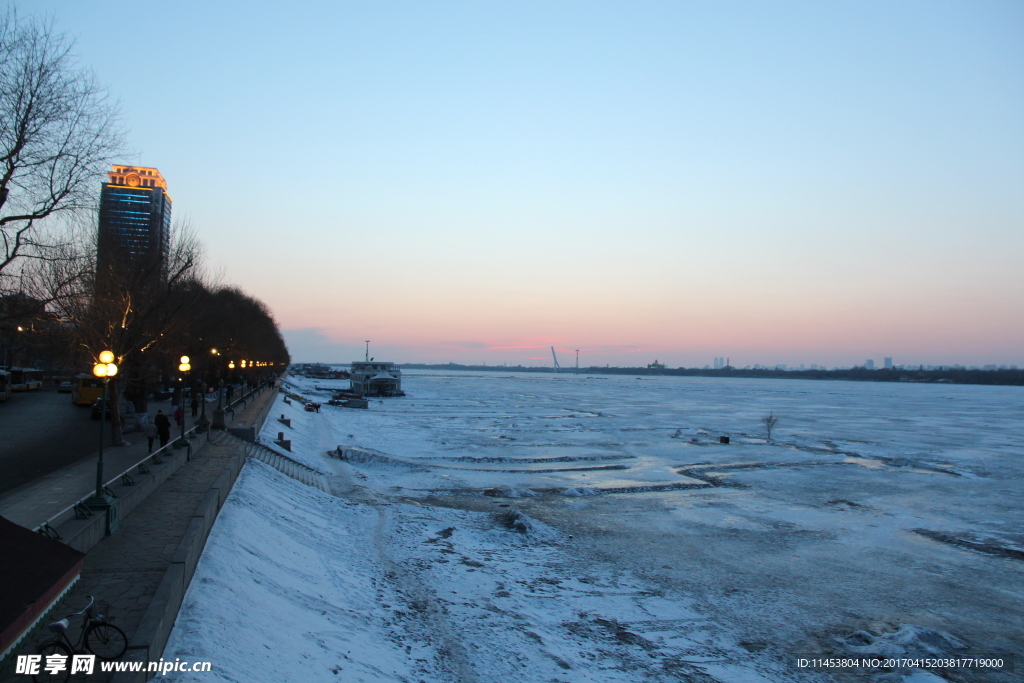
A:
23,0,1024,367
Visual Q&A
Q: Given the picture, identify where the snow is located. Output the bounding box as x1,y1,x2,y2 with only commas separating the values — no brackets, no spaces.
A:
163,371,1024,682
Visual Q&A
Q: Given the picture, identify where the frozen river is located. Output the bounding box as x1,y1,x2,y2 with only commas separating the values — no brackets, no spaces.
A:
164,371,1023,682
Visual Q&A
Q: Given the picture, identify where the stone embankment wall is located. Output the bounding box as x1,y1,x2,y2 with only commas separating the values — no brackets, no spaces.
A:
109,387,280,682
109,436,250,682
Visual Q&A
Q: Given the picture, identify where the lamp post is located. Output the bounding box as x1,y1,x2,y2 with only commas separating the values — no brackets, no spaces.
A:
174,356,191,448
196,380,210,433
212,378,226,430
198,349,219,432
86,351,119,534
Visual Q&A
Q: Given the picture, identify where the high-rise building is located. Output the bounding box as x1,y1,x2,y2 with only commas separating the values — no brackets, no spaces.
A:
864,359,875,370
884,357,893,369
96,166,172,287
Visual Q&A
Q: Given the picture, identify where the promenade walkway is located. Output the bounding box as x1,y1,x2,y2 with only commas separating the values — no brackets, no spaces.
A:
0,391,258,530
1,387,279,682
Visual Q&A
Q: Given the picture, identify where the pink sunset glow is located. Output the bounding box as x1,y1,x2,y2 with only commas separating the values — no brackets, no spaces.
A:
43,2,1023,368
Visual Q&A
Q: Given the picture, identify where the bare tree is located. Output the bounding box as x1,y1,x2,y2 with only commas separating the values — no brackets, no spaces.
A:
54,221,207,445
761,412,779,441
0,10,123,295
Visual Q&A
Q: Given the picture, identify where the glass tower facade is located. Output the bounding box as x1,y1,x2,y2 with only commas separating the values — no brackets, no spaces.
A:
96,166,172,285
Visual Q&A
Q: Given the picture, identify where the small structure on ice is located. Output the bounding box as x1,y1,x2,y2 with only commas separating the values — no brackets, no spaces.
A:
349,361,403,397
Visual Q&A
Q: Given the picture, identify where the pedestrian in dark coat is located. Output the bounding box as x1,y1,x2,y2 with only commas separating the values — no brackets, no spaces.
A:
155,411,171,447
173,405,184,428
190,395,199,417
145,421,158,453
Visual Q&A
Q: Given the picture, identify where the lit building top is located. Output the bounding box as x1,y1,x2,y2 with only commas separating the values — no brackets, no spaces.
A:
97,164,173,283
106,166,172,199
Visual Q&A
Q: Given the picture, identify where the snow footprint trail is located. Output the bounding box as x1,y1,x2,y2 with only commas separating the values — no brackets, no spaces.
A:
310,405,480,681
380,506,785,683
372,505,481,683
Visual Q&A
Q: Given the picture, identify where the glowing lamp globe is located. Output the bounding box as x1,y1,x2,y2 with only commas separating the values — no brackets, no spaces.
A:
93,363,108,378
99,350,115,364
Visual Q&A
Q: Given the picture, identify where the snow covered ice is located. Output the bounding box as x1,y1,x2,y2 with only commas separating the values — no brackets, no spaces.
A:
162,371,1023,682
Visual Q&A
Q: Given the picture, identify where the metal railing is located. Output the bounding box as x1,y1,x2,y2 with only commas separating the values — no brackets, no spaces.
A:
222,381,275,421
34,424,210,537
33,379,281,539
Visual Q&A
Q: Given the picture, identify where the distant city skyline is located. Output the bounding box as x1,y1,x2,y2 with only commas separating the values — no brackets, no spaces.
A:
280,330,1020,369
29,1,1024,367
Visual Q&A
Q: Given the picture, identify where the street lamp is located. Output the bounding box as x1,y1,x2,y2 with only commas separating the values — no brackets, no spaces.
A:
196,378,210,433
87,350,118,534
174,355,190,448
212,378,226,430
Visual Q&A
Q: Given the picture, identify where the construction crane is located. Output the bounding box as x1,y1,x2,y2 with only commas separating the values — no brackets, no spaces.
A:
550,346,561,373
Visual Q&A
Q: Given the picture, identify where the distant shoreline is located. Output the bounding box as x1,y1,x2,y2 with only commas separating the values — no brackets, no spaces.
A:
394,363,1024,387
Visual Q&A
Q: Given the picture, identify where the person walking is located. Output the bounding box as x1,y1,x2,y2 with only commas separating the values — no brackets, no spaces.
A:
173,405,184,428
145,420,158,453
155,410,171,448
190,395,199,417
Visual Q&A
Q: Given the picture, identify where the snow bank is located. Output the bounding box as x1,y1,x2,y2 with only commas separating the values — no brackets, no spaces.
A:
161,460,421,682
496,509,558,540
561,486,599,496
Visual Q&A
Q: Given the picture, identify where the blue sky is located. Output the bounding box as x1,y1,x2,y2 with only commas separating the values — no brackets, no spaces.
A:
25,0,1024,366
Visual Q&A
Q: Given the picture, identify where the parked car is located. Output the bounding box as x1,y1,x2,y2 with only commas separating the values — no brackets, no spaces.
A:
57,381,73,393
91,398,125,427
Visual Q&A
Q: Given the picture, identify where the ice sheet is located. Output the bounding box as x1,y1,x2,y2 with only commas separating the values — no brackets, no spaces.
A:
163,371,1024,682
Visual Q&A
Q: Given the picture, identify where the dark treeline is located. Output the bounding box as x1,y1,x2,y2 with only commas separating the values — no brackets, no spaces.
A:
399,363,1024,387
5,241,290,445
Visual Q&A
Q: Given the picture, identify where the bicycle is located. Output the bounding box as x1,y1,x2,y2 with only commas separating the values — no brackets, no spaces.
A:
33,596,127,682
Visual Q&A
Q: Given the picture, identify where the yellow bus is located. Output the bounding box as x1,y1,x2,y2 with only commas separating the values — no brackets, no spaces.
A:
72,373,106,406
9,368,42,391
0,370,10,402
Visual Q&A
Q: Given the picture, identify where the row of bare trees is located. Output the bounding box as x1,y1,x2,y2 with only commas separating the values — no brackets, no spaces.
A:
16,218,289,445
1,10,122,315
1,11,289,446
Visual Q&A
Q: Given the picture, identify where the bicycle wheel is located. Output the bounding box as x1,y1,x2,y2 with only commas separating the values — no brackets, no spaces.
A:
85,622,127,660
33,640,72,683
